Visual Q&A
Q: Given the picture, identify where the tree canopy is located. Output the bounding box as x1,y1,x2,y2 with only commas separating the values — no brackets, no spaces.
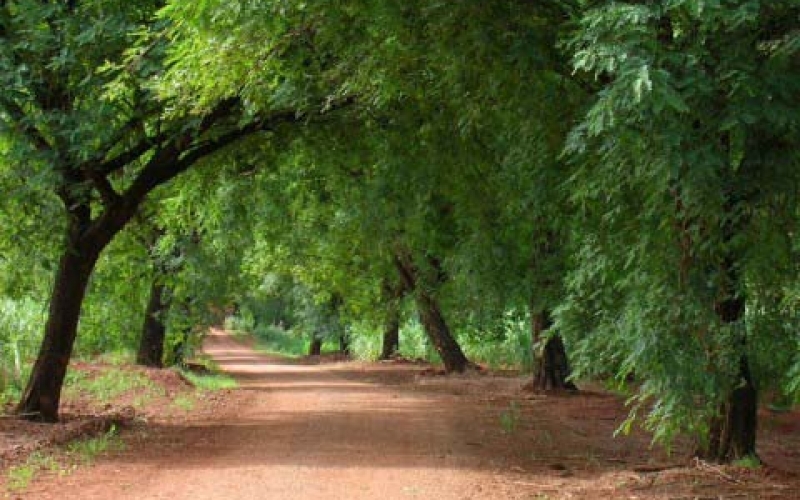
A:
1,0,798,462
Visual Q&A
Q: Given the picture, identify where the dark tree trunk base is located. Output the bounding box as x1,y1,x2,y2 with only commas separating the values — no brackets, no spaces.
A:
534,335,578,392
339,333,350,355
415,291,469,373
380,313,400,360
700,358,758,462
309,338,322,356
136,281,168,368
531,311,577,392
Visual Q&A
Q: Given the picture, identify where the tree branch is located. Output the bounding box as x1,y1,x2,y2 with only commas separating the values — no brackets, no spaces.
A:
81,97,355,250
93,134,161,177
91,98,242,178
85,170,122,206
0,98,53,152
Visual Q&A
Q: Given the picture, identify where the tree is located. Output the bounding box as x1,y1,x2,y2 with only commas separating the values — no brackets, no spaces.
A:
379,279,406,360
561,1,800,461
394,248,471,372
1,1,346,421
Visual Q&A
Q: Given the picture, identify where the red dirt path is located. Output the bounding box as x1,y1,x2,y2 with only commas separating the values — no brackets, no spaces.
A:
13,329,800,499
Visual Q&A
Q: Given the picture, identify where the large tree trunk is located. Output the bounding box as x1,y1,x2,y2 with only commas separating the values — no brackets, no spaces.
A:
704,356,757,462
531,310,577,391
17,184,147,421
701,294,757,462
136,279,168,368
414,290,469,372
16,228,101,422
394,250,470,373
380,305,400,360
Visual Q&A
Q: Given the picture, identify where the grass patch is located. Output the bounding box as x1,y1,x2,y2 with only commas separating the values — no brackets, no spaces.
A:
179,369,237,391
499,400,521,435
66,426,126,464
171,394,196,411
5,426,125,492
6,452,60,491
732,455,762,469
64,369,162,404
91,350,135,366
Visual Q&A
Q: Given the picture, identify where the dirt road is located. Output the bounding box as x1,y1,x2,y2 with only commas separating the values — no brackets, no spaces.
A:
19,330,800,499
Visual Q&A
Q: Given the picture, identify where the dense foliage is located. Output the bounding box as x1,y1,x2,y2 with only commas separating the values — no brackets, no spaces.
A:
1,0,797,461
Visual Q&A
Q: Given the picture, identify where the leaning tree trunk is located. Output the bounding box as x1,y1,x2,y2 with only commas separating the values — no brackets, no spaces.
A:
17,154,172,421
380,305,400,360
531,310,577,391
701,291,757,462
16,227,101,422
393,250,469,373
414,290,469,372
136,279,169,368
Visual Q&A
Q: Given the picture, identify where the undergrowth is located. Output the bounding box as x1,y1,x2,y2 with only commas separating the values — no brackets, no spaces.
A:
63,369,163,406
250,324,307,357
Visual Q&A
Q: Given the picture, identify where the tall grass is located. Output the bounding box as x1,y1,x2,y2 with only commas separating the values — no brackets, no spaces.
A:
462,313,532,371
0,298,45,404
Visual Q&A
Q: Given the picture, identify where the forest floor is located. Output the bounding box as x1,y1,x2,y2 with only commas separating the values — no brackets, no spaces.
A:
0,328,798,499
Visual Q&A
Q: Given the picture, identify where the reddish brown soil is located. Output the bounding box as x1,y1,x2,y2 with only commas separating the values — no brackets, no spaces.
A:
3,329,799,499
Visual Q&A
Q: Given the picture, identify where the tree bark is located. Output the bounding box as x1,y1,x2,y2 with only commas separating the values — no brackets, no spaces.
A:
701,294,757,462
697,183,758,462
379,279,404,360
415,290,469,372
393,250,470,373
380,305,400,360
136,280,168,368
16,226,101,422
338,331,350,355
531,310,577,391
308,336,322,356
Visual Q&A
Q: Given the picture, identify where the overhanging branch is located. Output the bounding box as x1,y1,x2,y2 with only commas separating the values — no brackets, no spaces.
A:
81,96,355,249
